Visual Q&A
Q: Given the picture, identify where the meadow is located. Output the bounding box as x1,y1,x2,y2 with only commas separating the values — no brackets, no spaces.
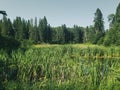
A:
0,44,120,90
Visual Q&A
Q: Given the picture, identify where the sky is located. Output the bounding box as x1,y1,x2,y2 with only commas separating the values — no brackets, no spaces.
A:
0,0,120,29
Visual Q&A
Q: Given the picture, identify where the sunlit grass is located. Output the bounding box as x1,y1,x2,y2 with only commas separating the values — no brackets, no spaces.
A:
34,44,103,48
34,44,60,48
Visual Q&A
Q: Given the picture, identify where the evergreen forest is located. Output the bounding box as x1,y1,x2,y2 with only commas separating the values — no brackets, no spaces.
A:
0,4,120,47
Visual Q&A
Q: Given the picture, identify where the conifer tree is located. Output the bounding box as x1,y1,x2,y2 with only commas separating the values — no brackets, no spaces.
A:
94,8,104,44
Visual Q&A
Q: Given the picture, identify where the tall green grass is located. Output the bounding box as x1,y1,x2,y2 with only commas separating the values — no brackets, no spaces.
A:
0,45,120,90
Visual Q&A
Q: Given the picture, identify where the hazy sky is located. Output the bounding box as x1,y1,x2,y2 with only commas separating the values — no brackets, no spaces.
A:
0,0,120,29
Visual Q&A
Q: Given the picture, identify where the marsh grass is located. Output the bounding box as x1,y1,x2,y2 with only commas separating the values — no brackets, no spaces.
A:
0,45,120,90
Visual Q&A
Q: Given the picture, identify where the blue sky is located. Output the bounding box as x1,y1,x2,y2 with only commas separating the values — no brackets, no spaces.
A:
0,0,120,29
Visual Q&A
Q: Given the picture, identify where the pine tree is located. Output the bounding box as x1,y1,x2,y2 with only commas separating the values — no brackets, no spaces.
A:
38,16,48,43
53,26,65,44
107,14,115,28
73,25,83,43
113,3,120,25
62,24,70,43
7,19,15,38
1,16,9,37
28,19,34,42
13,17,23,40
33,17,39,43
46,24,52,43
83,26,96,43
94,8,104,44
104,3,120,46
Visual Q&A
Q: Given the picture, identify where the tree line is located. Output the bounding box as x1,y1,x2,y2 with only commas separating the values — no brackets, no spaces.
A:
0,3,120,47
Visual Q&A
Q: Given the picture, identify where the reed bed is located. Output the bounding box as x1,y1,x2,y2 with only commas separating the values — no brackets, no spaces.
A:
0,45,120,90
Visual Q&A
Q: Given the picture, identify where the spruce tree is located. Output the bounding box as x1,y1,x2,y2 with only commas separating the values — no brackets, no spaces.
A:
94,8,104,44
104,3,120,46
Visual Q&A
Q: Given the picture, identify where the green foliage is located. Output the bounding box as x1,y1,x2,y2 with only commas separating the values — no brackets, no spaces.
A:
94,8,105,44
84,26,96,44
0,15,84,45
0,36,20,52
94,8,104,32
73,25,84,43
1,16,10,37
104,3,120,46
113,3,120,25
0,45,120,89
107,14,115,27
